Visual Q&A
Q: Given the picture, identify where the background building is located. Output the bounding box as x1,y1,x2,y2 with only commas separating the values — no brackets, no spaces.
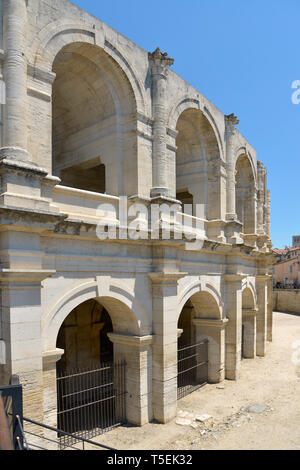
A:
292,235,300,248
273,242,300,288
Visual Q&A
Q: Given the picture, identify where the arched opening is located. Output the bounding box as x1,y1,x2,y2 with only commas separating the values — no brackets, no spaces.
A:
55,298,127,439
176,108,221,220
241,288,256,359
52,42,137,196
177,291,221,398
56,299,113,374
236,155,256,234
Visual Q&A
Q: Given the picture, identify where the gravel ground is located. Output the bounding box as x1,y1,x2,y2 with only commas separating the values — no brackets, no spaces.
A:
95,312,300,451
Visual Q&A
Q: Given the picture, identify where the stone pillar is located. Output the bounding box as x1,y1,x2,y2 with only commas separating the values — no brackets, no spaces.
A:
0,268,55,422
265,190,271,239
2,0,29,161
193,318,228,384
256,275,268,356
257,162,266,235
242,309,257,358
149,272,185,424
224,274,243,380
108,332,153,426
42,349,64,429
267,275,273,342
225,114,239,221
149,48,174,199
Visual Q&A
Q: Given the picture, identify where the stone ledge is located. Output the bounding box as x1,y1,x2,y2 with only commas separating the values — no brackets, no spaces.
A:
42,349,65,367
0,269,56,283
224,274,247,282
242,308,258,317
148,272,188,283
107,333,153,348
193,317,229,329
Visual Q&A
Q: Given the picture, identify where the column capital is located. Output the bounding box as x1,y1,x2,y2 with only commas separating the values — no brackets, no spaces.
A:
148,272,187,284
107,333,153,348
42,348,64,367
224,273,246,282
0,269,56,284
193,317,229,329
242,308,258,317
256,274,272,282
225,113,239,135
149,47,174,78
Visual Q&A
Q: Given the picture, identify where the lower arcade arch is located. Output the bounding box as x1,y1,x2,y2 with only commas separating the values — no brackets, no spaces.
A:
54,296,139,438
177,290,222,398
241,287,257,359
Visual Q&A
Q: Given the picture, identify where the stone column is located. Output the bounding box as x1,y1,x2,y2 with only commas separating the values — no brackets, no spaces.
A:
242,309,257,358
224,274,244,380
265,190,271,239
149,48,174,199
108,332,153,426
256,275,268,356
225,114,239,221
257,162,266,235
149,272,185,424
193,318,228,383
2,0,29,161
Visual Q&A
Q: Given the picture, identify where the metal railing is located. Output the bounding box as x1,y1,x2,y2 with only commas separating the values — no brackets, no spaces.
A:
177,339,208,400
0,377,24,450
57,360,127,447
0,376,119,451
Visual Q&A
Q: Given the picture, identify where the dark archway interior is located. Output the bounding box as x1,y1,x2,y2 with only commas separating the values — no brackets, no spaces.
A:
56,299,113,374
178,300,195,349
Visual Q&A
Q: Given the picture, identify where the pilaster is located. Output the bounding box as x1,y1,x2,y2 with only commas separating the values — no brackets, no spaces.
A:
224,274,244,380
149,272,186,424
108,333,153,426
193,317,228,383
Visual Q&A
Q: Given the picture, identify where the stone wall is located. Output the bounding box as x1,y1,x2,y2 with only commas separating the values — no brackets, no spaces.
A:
273,290,300,314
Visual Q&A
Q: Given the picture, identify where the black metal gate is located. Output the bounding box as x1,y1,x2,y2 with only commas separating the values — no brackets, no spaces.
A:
57,361,126,445
177,340,208,400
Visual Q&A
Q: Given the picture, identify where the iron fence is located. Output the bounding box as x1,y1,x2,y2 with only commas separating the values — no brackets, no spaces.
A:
177,339,208,400
57,360,127,447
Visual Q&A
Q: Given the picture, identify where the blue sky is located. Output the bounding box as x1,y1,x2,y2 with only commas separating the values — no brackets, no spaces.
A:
71,0,300,249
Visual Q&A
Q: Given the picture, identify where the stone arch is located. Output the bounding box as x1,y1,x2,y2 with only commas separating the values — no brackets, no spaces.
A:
235,147,257,185
242,281,257,309
31,21,145,114
178,280,223,321
167,97,224,158
178,282,224,388
171,99,224,220
42,279,150,353
50,39,140,195
241,285,257,359
235,151,257,234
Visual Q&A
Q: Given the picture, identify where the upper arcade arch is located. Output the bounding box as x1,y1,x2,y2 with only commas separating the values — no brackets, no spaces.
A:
173,103,224,221
51,40,138,196
30,21,146,115
235,152,257,234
